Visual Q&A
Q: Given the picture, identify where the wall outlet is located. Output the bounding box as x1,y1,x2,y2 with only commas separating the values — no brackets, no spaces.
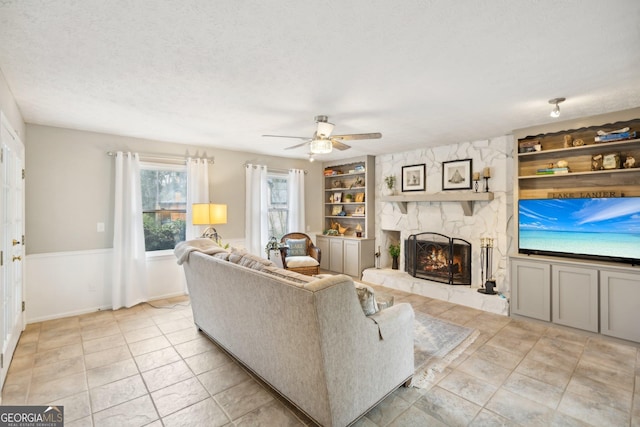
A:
97,222,105,232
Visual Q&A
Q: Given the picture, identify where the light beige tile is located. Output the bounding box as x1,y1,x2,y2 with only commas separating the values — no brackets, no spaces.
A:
469,408,519,427
574,356,635,392
234,400,304,426
28,372,87,404
89,374,148,413
165,327,203,346
557,391,630,427
439,370,498,407
363,392,411,426
14,341,38,357
565,373,633,414
151,377,210,417
581,337,637,371
80,322,121,341
515,357,573,389
123,325,163,344
501,372,564,410
386,405,448,427
7,353,35,374
156,317,196,335
34,343,84,368
413,386,482,426
82,334,127,355
1,369,31,404
32,354,85,384
128,335,172,357
84,344,132,370
184,348,232,375
485,388,555,426
135,346,182,372
174,336,217,358
214,379,274,420
163,397,230,427
64,416,93,427
472,343,524,371
93,394,158,427
36,331,82,351
116,315,155,332
456,353,512,387
46,391,91,423
142,360,194,392
198,362,251,396
87,358,139,389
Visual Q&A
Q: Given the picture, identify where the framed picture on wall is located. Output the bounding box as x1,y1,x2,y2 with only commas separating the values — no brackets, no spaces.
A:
401,164,426,192
333,192,342,203
442,159,473,190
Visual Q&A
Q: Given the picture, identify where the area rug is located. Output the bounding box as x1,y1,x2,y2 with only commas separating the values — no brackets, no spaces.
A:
412,312,479,388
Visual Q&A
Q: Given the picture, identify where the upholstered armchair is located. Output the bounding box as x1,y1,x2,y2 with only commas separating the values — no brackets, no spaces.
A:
279,232,321,276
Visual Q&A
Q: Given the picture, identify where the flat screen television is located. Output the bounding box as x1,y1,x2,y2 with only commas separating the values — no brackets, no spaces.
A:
518,197,640,265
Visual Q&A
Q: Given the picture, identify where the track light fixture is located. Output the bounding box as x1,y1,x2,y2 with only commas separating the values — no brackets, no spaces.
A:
548,97,566,118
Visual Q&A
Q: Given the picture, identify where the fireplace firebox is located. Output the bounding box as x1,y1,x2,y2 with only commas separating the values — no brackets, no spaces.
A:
405,232,471,285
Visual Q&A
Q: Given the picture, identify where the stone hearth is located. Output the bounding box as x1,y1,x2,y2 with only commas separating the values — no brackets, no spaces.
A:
362,268,509,316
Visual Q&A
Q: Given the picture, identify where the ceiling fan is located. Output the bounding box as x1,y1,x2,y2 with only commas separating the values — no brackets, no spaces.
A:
262,115,382,158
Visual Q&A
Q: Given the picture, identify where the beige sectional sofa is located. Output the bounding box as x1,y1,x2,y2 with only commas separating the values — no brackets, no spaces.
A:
175,239,415,427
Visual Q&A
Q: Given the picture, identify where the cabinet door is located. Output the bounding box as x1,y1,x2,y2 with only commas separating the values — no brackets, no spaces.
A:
329,239,344,273
343,240,361,277
552,265,598,332
600,270,640,342
510,258,551,321
316,236,330,271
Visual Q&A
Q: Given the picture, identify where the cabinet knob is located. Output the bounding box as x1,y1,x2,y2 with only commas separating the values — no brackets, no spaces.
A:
12,239,20,246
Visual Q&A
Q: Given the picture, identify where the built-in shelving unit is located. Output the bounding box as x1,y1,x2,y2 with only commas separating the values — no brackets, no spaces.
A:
510,108,640,343
380,192,494,216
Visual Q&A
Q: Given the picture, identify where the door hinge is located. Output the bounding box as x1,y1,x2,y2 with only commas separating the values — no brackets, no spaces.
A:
22,235,25,247
0,251,3,267
22,301,25,312
22,168,25,179
1,354,3,369
1,148,3,163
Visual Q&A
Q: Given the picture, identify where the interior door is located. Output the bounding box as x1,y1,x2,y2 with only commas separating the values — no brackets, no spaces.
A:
0,113,25,388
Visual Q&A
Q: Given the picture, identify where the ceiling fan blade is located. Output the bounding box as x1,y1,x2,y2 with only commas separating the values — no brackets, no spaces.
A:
332,132,382,141
331,139,351,151
262,134,309,140
285,140,311,150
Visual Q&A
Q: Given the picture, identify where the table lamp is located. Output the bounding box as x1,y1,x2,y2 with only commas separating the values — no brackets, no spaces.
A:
192,203,227,243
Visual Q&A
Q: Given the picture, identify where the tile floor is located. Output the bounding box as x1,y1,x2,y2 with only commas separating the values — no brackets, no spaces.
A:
2,284,639,427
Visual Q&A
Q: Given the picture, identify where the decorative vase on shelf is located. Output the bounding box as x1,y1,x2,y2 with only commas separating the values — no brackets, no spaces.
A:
392,256,399,270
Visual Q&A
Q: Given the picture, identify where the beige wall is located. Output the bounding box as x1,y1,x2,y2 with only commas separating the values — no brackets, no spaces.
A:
25,124,323,254
0,67,25,139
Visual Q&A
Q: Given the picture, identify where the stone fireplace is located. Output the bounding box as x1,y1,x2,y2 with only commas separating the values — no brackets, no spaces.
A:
405,232,471,285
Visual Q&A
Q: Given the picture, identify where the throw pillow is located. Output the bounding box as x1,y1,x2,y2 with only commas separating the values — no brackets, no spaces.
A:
262,266,318,286
355,283,378,316
285,238,307,257
238,253,275,271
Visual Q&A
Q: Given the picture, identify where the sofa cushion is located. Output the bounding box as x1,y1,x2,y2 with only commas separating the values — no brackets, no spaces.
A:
285,256,319,268
237,253,275,271
285,238,307,256
212,252,230,261
262,266,317,286
355,283,378,316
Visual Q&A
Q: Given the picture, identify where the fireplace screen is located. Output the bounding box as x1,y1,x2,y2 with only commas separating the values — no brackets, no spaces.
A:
405,232,471,285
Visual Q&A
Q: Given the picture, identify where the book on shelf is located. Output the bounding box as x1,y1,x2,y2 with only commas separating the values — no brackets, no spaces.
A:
594,131,636,142
536,167,569,175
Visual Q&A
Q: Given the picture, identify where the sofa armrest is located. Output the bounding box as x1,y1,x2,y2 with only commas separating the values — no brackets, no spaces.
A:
369,303,414,340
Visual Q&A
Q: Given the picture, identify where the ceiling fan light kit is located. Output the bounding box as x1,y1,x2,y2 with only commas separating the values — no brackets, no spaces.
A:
549,97,565,118
262,115,382,157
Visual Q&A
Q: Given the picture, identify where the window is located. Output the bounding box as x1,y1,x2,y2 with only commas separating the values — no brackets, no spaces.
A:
267,172,288,239
140,163,187,251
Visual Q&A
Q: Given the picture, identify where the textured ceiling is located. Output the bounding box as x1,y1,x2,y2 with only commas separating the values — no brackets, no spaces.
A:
0,1,639,161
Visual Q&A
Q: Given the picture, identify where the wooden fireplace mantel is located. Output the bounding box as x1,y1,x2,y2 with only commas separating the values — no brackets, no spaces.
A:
380,192,494,216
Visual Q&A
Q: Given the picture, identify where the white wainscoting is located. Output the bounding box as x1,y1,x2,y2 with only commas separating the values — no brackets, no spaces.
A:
26,249,188,323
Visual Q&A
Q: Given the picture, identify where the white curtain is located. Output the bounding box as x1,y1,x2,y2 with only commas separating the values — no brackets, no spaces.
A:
186,158,210,240
288,168,306,232
112,152,147,310
245,164,268,256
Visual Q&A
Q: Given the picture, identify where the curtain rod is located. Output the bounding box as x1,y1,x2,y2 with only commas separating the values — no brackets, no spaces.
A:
243,162,307,174
107,151,214,164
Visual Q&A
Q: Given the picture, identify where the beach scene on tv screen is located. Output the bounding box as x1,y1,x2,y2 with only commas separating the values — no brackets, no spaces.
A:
519,198,640,260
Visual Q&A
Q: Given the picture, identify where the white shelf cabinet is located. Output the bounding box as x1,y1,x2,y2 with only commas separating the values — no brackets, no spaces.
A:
316,235,375,278
510,255,640,342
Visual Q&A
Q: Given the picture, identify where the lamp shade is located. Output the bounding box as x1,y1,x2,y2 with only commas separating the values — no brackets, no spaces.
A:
192,203,227,225
310,138,332,154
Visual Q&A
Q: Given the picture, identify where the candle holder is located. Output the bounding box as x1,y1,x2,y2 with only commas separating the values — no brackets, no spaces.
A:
483,176,490,192
474,178,480,192
478,237,497,295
